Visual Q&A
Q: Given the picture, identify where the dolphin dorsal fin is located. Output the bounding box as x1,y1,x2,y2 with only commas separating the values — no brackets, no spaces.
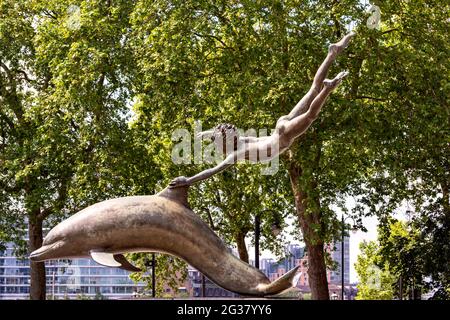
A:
157,185,190,208
90,251,141,272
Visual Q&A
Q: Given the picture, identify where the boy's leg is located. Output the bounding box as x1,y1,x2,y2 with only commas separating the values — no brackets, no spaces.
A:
286,32,355,120
284,71,349,140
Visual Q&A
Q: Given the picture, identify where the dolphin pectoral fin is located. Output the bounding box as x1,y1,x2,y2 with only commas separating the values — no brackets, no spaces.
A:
90,251,141,271
113,254,142,272
90,251,121,268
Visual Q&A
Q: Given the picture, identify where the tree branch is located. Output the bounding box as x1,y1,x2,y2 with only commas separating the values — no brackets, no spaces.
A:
192,32,234,50
200,206,218,230
0,179,21,193
353,95,387,102
38,175,71,220
0,61,14,84
0,110,15,130
15,69,35,83
382,28,399,35
0,61,26,123
42,9,58,20
330,0,343,39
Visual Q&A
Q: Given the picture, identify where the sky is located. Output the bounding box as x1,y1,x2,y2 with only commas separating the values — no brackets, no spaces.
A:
348,216,378,282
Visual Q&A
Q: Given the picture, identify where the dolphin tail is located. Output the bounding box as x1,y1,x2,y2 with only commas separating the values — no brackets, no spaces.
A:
260,265,300,296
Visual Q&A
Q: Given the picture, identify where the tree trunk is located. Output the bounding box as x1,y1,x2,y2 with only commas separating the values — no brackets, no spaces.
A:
289,162,330,300
306,243,330,300
28,216,46,300
235,232,249,263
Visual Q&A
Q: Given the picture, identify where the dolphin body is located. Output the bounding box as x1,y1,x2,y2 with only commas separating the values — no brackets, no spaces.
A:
30,186,299,296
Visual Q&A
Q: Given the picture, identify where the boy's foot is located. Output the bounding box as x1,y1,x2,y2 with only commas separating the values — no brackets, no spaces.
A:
323,71,349,89
328,32,356,55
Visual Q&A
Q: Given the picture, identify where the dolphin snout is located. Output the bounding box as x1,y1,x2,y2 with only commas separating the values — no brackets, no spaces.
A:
30,245,50,261
29,241,64,261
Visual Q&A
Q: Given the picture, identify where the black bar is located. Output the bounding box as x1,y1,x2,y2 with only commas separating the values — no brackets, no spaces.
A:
201,274,206,297
399,276,403,300
255,214,261,269
152,253,156,298
341,214,344,300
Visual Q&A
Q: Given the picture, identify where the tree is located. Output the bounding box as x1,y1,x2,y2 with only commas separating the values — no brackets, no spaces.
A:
127,0,379,300
355,240,395,300
413,208,450,299
377,219,425,299
2,0,447,301
0,0,149,299
128,0,296,264
127,254,188,297
346,0,449,299
356,219,431,300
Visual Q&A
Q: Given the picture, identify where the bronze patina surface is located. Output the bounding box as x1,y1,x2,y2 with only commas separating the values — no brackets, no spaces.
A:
30,186,299,296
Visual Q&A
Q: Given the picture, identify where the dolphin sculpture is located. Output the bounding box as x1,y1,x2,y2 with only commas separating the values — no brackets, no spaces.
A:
30,186,299,296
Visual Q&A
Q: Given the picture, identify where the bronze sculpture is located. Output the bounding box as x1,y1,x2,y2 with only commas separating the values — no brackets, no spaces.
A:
30,32,355,297
170,32,355,189
30,186,299,296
